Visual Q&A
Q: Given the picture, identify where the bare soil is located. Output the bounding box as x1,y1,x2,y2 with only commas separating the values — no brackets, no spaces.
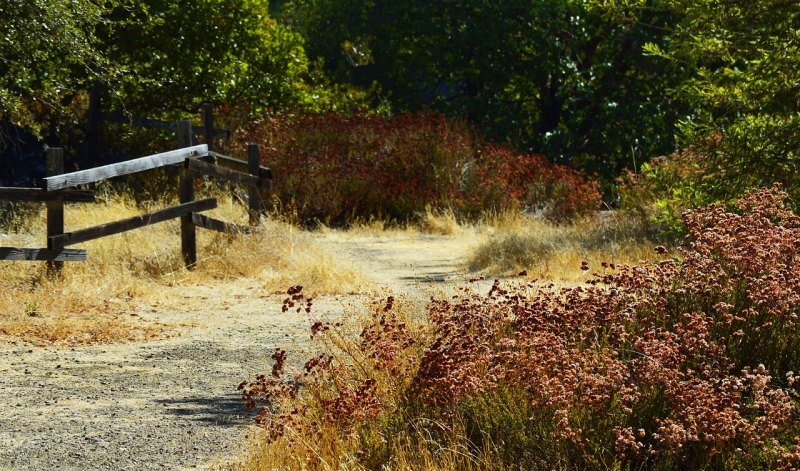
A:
0,233,487,470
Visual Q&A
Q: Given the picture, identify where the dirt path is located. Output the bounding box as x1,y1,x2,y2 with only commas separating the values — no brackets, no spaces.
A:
323,231,483,290
0,233,484,470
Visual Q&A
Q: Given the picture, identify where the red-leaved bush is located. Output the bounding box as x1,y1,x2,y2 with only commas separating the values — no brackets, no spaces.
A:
240,186,800,469
233,111,599,224
466,144,601,222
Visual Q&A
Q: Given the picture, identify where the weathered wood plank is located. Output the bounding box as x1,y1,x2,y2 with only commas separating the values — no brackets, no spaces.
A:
102,112,231,138
191,213,255,235
248,144,263,225
205,151,272,179
48,198,217,248
0,187,95,203
177,121,197,269
102,112,175,131
46,148,65,276
186,159,270,190
0,247,87,262
202,103,215,152
42,145,208,190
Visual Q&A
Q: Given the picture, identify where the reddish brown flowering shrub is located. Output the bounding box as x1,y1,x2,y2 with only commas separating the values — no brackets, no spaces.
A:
233,112,599,225
241,186,800,469
465,144,600,222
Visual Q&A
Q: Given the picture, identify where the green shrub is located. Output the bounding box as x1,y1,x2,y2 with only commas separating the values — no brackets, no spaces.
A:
618,148,713,237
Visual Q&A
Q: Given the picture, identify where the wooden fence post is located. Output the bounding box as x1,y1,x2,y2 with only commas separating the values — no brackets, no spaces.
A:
177,120,196,268
202,103,214,153
247,144,262,226
46,147,65,277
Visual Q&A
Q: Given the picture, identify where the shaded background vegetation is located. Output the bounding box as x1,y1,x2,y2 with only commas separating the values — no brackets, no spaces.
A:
2,0,798,227
285,0,686,182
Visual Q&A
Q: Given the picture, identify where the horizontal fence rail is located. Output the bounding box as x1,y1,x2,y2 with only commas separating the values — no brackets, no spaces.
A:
191,213,256,235
0,247,87,262
187,159,270,190
0,188,96,203
206,150,272,179
102,112,232,139
43,145,208,191
49,198,218,249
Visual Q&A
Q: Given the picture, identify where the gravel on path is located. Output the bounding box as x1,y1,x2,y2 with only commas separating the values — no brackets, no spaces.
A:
0,233,482,470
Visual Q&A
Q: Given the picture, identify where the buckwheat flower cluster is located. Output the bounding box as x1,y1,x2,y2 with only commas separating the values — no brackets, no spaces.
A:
242,186,800,469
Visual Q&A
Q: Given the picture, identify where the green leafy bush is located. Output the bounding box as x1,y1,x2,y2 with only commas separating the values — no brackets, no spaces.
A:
618,148,711,237
643,0,800,203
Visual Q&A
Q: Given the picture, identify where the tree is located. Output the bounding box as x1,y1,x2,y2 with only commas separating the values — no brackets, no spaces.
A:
286,0,686,182
0,0,114,131
99,0,317,116
644,0,800,201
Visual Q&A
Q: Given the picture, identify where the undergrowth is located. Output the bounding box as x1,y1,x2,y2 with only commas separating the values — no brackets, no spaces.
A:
235,111,600,226
468,210,661,281
236,186,800,470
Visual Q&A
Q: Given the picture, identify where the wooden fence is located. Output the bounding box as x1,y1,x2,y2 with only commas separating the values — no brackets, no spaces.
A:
0,120,271,276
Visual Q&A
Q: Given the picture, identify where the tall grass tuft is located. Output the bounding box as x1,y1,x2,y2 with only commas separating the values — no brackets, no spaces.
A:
468,211,657,282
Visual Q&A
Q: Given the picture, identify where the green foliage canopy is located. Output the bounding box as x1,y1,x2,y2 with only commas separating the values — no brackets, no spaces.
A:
0,0,113,127
100,0,320,116
286,0,686,181
646,0,800,201
0,0,356,132
614,0,800,231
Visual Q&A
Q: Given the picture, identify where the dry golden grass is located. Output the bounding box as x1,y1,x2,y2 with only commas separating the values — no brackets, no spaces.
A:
316,205,462,238
0,190,364,345
230,423,514,471
0,268,158,345
417,205,461,236
322,217,419,238
223,296,514,471
468,210,663,282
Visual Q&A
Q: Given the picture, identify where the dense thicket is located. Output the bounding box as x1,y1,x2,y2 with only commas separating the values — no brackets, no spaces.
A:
236,112,600,224
285,0,686,182
2,0,798,217
656,0,800,200
615,0,800,228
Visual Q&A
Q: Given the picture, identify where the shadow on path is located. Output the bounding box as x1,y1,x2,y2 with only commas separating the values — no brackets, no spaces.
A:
156,394,259,427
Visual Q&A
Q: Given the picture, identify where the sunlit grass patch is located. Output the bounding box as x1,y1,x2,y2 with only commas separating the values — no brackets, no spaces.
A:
468,211,662,281
0,191,364,345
